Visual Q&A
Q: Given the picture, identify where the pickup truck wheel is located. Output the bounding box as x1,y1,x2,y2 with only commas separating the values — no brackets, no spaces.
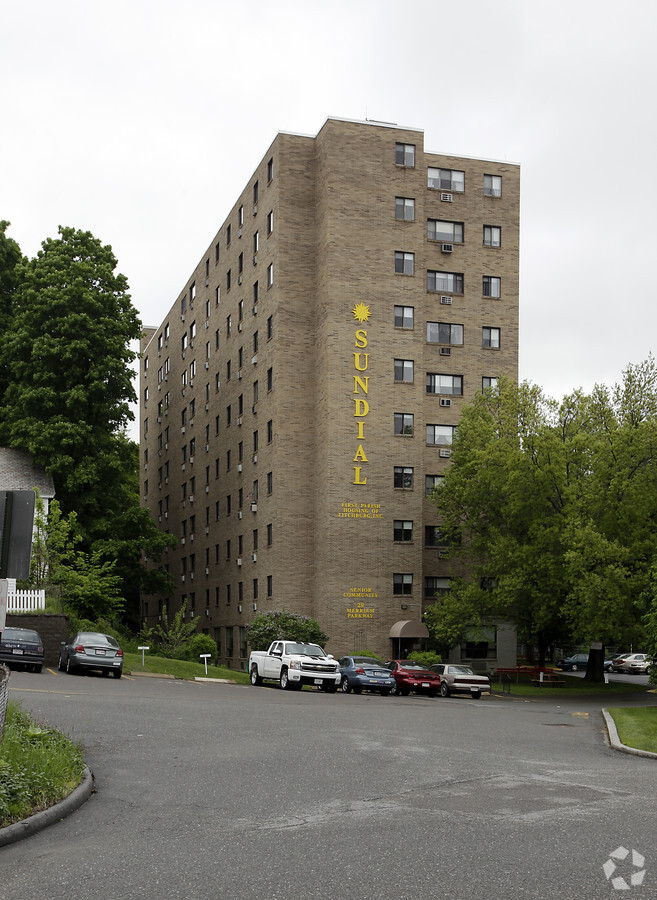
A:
280,668,291,690
250,666,263,686
440,682,450,698
340,677,351,693
471,690,481,699
325,682,338,693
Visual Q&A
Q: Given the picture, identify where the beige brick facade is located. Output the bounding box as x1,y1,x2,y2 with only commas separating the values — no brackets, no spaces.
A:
139,118,519,668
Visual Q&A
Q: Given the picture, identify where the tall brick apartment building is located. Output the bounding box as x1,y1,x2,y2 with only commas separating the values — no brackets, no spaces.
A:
139,117,519,668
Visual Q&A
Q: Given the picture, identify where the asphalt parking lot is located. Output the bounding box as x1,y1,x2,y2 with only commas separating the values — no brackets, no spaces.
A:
2,666,657,900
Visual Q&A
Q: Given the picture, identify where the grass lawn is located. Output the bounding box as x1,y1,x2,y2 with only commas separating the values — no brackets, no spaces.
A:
0,701,85,828
606,707,657,754
123,652,250,684
491,676,651,698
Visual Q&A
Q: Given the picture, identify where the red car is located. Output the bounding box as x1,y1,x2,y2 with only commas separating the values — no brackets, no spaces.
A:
386,660,441,697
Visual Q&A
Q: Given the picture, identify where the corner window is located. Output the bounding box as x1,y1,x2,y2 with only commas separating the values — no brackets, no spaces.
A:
482,327,501,348
394,413,414,435
482,276,501,298
394,251,414,275
394,359,414,383
395,197,415,221
394,466,414,489
483,225,501,247
395,143,415,166
394,305,414,329
484,174,502,197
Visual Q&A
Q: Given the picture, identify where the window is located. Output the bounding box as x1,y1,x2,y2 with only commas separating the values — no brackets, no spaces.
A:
395,197,415,220
253,231,259,254
267,210,273,235
267,575,272,597
426,322,463,345
227,269,231,291
253,181,259,206
482,376,499,390
215,241,220,263
238,253,243,275
238,299,244,321
482,276,501,298
484,174,502,197
226,404,231,425
427,271,464,294
267,419,273,442
395,143,415,166
181,333,188,352
394,413,414,435
394,359,414,383
426,424,456,446
227,224,231,246
216,285,221,305
267,523,272,545
394,306,414,329
267,263,273,288
253,331,258,354
427,220,463,243
393,519,413,543
482,327,501,348
267,367,273,391
267,471,273,494
393,573,413,595
226,315,232,336
394,466,414,489
253,381,259,404
238,205,244,227
425,474,444,496
425,576,451,598
394,251,414,275
483,225,501,247
428,168,464,192
267,315,273,340
426,374,463,396
267,157,273,183
226,626,233,657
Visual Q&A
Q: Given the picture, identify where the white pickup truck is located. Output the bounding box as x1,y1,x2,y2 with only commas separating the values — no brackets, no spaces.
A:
249,641,341,691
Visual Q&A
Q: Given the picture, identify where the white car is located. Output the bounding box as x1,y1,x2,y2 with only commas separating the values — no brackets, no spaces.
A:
611,653,651,675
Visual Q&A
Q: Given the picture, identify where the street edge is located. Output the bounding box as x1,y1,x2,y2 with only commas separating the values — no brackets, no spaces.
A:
601,709,657,759
0,765,94,848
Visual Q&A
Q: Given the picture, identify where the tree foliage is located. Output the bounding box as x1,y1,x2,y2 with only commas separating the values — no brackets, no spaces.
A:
148,603,200,658
431,363,657,677
247,610,329,652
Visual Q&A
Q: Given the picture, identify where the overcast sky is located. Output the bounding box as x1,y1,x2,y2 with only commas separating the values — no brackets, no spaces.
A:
3,0,656,438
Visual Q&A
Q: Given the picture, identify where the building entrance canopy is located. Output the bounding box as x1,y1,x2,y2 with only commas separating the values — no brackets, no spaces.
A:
389,620,429,640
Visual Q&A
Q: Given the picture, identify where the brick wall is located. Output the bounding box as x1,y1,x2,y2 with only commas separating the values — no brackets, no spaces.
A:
6,614,70,667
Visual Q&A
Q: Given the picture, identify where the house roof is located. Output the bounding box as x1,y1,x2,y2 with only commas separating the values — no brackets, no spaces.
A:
0,448,55,498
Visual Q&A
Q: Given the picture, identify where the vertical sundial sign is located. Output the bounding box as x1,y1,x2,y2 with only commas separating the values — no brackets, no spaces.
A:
352,302,371,485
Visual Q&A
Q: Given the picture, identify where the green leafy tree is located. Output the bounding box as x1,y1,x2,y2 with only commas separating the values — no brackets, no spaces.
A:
0,226,141,540
0,221,22,401
431,365,657,680
247,610,329,651
151,603,199,658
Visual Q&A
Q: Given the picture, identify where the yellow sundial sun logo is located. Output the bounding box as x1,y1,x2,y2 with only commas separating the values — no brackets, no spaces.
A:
353,303,370,323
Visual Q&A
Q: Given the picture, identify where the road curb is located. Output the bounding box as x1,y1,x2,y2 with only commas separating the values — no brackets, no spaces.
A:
601,709,657,759
194,677,237,684
0,765,94,848
129,671,175,679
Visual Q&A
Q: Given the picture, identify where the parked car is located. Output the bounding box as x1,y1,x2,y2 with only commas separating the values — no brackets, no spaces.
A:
0,626,44,673
59,632,124,678
559,653,589,671
605,653,629,672
338,656,395,695
430,664,491,699
611,653,651,675
385,660,441,697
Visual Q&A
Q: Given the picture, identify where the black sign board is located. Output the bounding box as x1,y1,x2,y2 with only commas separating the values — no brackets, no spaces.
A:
0,491,36,580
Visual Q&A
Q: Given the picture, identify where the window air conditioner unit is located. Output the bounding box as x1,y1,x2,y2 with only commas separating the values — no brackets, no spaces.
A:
237,228,242,238
204,362,209,369
439,448,452,457
205,404,209,412
238,370,242,379
440,398,452,407
205,485,209,493
238,605,242,613
237,417,242,426
238,275,243,285
237,558,242,566
181,537,186,545
440,347,451,355
250,502,257,512
252,454,257,463
181,574,185,582
189,572,194,580
181,463,186,472
238,510,243,519
188,494,194,502
205,443,209,452
252,304,258,315
237,463,243,472
441,243,454,253
252,256,257,266
164,511,168,518
157,416,162,423
440,296,453,305
251,553,257,562
252,205,257,216
238,323,243,332
251,355,257,365
205,527,210,535
158,515,162,523
189,456,194,464
165,477,168,484
181,426,186,434
441,193,453,202
252,603,257,612
205,320,209,329
205,567,209,575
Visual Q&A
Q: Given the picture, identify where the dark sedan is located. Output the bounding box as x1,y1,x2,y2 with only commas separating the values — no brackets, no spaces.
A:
559,653,589,671
0,626,44,673
59,632,124,678
338,656,395,695
386,660,441,697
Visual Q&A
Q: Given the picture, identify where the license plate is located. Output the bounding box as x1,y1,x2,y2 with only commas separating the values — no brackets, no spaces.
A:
314,678,322,685
95,649,106,656
422,682,430,687
369,679,383,684
470,686,478,692
12,648,24,655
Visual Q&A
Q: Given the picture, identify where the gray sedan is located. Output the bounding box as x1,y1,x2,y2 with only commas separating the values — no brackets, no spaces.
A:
59,631,124,678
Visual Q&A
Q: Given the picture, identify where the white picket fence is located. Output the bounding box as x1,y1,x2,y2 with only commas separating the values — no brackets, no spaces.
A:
7,589,46,612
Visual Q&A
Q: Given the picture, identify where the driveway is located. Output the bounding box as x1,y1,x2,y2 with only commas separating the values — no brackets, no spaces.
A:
2,667,657,899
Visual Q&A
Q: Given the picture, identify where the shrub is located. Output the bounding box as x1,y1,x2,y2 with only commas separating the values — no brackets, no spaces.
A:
407,650,442,667
247,610,328,651
180,633,217,662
